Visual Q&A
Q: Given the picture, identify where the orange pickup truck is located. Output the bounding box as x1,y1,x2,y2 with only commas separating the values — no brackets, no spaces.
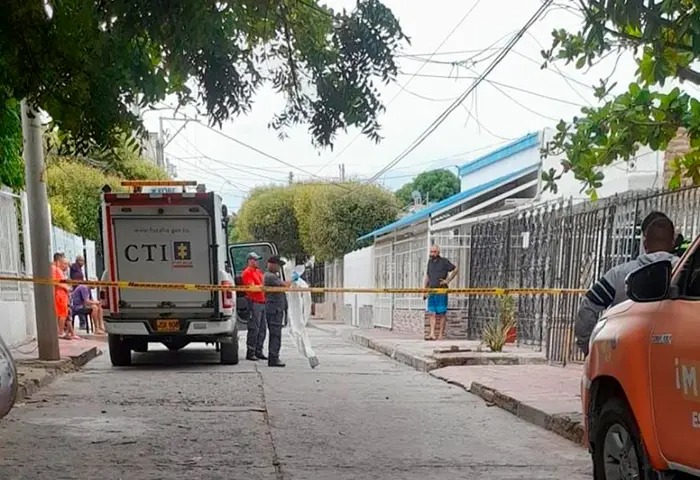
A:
582,235,700,479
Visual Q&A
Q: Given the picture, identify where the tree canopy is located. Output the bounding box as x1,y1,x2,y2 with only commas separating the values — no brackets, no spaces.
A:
0,0,406,151
44,128,168,239
236,182,398,261
0,98,23,190
541,0,700,197
395,169,460,207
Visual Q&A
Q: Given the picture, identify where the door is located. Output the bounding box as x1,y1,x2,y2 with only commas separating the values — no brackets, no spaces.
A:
649,238,700,470
228,242,280,326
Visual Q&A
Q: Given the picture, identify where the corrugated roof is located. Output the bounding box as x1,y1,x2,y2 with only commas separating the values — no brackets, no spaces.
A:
458,132,540,177
357,164,539,241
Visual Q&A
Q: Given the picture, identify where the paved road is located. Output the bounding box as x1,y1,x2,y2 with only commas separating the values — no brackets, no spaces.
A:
0,327,591,479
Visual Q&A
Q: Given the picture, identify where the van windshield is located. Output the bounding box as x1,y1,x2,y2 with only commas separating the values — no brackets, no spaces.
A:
229,244,276,276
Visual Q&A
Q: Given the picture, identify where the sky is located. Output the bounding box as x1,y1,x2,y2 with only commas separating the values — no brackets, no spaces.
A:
141,0,644,212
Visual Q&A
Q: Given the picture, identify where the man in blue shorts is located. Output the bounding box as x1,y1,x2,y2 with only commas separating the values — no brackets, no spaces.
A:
424,244,458,340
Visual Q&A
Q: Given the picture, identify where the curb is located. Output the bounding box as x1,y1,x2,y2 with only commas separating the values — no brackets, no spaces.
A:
15,346,102,403
349,332,436,372
346,331,546,372
438,374,584,446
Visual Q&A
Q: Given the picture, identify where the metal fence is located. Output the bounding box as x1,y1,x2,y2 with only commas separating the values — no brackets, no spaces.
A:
0,189,25,303
304,262,325,304
467,186,700,365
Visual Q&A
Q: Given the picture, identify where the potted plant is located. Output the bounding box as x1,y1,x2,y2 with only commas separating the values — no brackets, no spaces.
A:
481,295,517,352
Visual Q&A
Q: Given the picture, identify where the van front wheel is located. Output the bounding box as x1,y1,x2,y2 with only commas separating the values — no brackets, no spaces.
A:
592,398,654,480
108,335,132,367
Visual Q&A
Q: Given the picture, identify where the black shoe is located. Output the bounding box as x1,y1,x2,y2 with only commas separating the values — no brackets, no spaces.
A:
255,352,268,360
268,359,286,367
246,352,257,361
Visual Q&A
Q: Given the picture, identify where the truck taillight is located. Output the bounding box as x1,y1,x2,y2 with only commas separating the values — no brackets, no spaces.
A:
99,289,109,309
221,280,233,309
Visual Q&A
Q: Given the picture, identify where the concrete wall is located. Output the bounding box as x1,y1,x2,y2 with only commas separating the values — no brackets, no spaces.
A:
0,191,36,347
342,246,374,327
0,187,98,347
392,308,423,334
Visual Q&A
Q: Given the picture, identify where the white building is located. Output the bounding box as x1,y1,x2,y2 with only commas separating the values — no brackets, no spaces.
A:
351,129,665,335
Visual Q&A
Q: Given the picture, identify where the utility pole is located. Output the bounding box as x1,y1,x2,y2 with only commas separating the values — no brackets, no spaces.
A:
288,171,294,184
156,116,165,168
21,101,60,361
339,163,346,182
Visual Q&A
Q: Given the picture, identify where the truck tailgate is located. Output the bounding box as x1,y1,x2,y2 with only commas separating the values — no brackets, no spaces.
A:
112,216,213,309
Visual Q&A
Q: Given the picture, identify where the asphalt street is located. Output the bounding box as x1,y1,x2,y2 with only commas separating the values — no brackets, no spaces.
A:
0,327,591,480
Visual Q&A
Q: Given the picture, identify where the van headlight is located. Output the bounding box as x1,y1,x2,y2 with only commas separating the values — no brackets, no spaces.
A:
589,318,608,349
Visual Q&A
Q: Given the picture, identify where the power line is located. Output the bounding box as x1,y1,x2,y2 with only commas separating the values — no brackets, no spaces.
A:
192,120,351,189
357,0,554,190
318,0,485,174
397,74,585,107
168,135,289,184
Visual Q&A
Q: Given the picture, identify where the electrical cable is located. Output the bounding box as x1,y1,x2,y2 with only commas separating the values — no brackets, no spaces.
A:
356,0,554,190
315,0,485,175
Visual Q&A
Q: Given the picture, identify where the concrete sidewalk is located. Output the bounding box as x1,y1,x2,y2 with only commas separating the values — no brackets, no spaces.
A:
310,321,546,372
310,321,584,445
11,337,104,403
431,364,584,444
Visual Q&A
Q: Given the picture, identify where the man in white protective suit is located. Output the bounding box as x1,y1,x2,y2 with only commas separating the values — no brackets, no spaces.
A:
284,262,319,369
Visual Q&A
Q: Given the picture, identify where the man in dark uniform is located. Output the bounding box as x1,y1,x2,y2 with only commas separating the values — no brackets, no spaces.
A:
264,255,291,367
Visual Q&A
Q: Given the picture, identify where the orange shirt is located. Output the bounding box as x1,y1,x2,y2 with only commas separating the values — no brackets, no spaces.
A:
51,264,69,301
241,266,265,304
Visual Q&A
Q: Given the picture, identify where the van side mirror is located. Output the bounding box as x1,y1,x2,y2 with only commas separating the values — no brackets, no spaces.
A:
625,260,672,303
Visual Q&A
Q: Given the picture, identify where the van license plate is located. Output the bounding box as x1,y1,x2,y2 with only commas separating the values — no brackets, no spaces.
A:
156,319,180,332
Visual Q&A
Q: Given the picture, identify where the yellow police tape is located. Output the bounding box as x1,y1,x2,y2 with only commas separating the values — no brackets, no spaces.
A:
0,274,587,296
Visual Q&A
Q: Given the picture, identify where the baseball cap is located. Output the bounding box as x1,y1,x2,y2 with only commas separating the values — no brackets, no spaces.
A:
247,252,261,260
268,255,286,266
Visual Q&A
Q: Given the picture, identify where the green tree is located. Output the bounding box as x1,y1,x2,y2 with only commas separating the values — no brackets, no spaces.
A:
45,127,168,180
541,1,700,196
46,158,124,239
236,186,305,259
237,181,397,261
48,196,77,232
0,98,23,189
227,213,242,244
306,183,398,260
0,0,406,150
395,169,460,207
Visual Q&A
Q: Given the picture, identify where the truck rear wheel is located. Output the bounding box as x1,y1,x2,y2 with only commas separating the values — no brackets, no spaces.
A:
220,335,239,365
108,335,132,367
592,397,654,480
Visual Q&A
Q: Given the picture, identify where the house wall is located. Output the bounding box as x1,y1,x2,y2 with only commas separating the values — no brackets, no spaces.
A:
538,128,664,201
0,188,99,347
0,191,35,347
342,246,374,327
460,135,541,192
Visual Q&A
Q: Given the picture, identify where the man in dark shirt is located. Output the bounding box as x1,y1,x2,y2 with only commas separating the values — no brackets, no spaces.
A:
264,256,291,367
69,255,85,281
424,245,458,340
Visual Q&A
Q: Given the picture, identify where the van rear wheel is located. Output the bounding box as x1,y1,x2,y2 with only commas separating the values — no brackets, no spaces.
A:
593,398,654,480
108,335,132,367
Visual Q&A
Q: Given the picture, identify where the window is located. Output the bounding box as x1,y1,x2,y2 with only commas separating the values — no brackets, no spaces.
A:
229,244,276,277
677,243,700,298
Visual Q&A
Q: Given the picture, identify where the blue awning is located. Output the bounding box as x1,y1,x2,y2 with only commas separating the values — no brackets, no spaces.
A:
458,132,539,177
